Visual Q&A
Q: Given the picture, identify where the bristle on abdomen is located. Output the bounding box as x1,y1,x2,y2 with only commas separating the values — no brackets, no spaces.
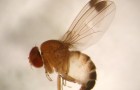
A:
68,51,96,90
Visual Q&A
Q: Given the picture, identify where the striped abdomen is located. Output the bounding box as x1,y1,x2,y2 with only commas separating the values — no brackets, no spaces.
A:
68,51,96,90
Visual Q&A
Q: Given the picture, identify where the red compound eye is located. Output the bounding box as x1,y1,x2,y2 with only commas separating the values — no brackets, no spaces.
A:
29,46,43,68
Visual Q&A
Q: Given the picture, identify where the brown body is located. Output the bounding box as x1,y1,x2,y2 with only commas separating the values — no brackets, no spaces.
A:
29,40,96,90
41,40,70,74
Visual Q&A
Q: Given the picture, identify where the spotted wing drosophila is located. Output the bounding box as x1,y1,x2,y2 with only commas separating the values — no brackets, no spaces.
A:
29,0,115,90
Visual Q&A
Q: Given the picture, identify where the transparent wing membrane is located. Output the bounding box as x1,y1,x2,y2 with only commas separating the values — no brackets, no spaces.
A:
61,0,116,50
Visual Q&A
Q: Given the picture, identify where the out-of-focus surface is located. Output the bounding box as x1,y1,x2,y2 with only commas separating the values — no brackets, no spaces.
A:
0,0,140,90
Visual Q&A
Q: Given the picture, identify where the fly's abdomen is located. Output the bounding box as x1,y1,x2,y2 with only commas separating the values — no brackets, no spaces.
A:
68,51,96,90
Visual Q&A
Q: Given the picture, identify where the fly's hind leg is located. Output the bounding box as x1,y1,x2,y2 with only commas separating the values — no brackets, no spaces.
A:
62,79,72,88
57,74,75,90
62,74,76,83
63,74,76,88
62,79,66,86
58,74,76,89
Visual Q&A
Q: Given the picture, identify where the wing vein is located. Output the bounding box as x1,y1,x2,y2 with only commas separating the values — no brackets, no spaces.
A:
65,5,95,43
71,2,115,44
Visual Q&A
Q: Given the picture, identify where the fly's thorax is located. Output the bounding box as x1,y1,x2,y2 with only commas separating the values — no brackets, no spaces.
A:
40,40,70,74
41,40,68,52
68,51,96,88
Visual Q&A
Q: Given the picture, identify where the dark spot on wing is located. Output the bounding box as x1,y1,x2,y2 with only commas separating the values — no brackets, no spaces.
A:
95,1,107,11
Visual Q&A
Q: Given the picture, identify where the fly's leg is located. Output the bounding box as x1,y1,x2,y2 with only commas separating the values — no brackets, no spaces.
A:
62,79,66,86
46,72,52,81
62,78,71,88
61,74,76,88
62,74,76,83
58,73,76,90
57,75,62,90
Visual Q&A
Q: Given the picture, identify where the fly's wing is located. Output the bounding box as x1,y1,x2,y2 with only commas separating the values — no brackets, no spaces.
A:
60,0,116,50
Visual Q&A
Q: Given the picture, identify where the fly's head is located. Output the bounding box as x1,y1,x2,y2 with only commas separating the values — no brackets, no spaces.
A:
29,46,43,68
